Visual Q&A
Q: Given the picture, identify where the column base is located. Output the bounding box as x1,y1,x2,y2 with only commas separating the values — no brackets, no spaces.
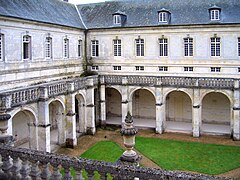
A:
100,120,106,128
65,138,76,148
116,154,141,166
233,133,240,141
86,127,96,135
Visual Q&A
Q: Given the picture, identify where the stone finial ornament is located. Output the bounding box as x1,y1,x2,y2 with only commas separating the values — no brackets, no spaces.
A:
118,112,141,165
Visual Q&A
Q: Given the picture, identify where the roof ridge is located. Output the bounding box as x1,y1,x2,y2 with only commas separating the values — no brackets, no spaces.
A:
75,4,87,29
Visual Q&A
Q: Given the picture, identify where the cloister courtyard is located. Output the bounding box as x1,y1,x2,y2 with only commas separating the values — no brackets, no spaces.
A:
56,127,240,179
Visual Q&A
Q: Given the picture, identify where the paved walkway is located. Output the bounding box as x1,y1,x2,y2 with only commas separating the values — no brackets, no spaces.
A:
56,128,240,179
106,117,231,135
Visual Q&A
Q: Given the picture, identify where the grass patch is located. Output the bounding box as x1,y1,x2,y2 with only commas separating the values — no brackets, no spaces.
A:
135,136,240,175
80,140,124,162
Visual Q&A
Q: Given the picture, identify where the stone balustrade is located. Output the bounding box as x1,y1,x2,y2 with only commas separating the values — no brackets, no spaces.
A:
0,145,228,180
0,75,238,111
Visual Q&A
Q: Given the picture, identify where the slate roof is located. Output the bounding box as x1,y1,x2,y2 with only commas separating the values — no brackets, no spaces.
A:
0,0,85,29
77,0,240,29
0,0,239,30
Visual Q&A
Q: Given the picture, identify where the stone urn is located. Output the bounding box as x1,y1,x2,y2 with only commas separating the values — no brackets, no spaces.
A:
120,112,140,163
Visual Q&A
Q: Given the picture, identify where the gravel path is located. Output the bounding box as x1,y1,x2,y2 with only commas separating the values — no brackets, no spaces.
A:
56,128,240,179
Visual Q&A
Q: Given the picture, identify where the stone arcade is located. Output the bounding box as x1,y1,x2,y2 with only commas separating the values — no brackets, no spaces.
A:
0,0,239,154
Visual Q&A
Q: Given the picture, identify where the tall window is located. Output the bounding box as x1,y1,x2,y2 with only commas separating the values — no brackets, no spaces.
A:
238,37,240,56
211,37,220,56
184,37,193,56
113,15,121,25
0,34,3,61
78,40,82,57
91,40,99,57
210,9,220,21
23,35,31,60
136,39,144,56
63,38,69,58
159,38,168,56
45,37,52,59
113,39,121,56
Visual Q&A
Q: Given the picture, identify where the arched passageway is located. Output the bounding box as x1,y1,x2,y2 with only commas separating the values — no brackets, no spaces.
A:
132,89,156,128
165,91,192,133
49,100,65,151
75,94,86,135
12,110,36,149
202,92,231,135
106,88,122,125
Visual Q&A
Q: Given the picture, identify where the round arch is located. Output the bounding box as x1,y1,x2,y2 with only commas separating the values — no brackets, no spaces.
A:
163,88,193,103
105,87,122,125
10,106,37,124
129,87,156,102
165,90,192,133
75,93,86,134
48,98,65,110
201,92,231,135
49,100,65,149
131,88,156,128
200,90,233,106
12,109,37,148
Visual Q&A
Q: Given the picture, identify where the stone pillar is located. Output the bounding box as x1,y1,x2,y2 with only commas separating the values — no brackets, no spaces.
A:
233,80,240,140
100,76,106,127
192,88,201,137
122,77,129,123
155,87,164,134
86,78,96,135
38,86,51,152
28,122,38,150
65,92,77,147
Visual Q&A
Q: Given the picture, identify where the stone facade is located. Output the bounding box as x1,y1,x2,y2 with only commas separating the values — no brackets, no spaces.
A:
0,0,240,153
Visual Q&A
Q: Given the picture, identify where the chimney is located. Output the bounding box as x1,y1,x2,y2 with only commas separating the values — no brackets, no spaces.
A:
63,0,68,2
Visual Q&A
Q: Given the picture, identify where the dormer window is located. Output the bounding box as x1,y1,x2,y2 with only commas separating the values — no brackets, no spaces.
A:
209,6,221,21
113,15,121,25
158,8,170,24
112,11,127,26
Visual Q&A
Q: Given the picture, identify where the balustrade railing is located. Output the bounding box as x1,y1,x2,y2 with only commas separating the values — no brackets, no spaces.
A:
0,145,226,180
0,75,237,111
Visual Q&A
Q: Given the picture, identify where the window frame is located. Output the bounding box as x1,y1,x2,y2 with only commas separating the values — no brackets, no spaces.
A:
113,39,121,56
135,66,144,71
45,37,52,59
210,67,221,72
159,66,168,71
63,38,69,58
159,12,168,23
91,65,99,71
238,37,240,57
91,40,99,57
113,66,121,71
184,66,193,72
159,38,168,56
210,9,220,21
78,39,82,58
184,37,193,56
113,15,121,25
22,35,31,60
210,37,221,57
135,38,144,57
0,33,4,61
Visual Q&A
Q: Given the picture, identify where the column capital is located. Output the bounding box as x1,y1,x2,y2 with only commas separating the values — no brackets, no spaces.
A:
156,103,163,106
193,105,200,108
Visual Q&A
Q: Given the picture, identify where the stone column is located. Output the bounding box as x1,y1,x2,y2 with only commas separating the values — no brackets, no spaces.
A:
28,122,38,150
233,80,240,140
121,77,129,124
86,78,96,135
37,86,51,152
192,88,201,137
155,87,164,134
100,76,106,127
65,91,77,147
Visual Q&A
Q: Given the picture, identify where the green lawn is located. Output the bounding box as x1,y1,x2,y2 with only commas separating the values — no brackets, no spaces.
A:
80,140,124,162
135,136,240,175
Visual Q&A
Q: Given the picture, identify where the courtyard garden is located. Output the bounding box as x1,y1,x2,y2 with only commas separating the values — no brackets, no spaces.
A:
57,129,240,178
